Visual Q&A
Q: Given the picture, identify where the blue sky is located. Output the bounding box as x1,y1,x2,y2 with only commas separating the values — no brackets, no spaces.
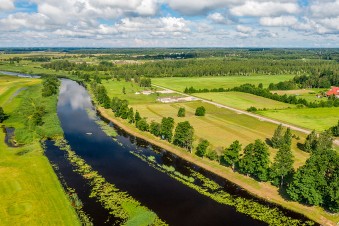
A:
0,0,338,47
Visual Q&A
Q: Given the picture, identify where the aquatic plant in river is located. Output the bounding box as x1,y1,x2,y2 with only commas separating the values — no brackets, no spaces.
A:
54,138,167,226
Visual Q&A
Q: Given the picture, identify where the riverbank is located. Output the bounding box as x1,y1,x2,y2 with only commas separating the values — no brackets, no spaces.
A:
0,75,80,225
98,106,338,226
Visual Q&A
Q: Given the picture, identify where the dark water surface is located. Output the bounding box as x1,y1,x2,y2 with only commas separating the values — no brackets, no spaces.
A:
55,79,265,226
46,79,314,226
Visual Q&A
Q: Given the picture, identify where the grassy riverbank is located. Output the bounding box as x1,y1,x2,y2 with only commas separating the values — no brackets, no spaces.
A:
98,106,338,226
0,75,80,225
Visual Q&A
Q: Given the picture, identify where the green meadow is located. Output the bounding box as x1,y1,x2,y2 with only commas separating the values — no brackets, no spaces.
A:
194,92,295,110
153,75,295,92
0,75,80,225
258,107,339,131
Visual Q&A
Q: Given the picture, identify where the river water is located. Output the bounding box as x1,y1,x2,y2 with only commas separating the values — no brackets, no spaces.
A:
48,79,266,225
37,78,315,226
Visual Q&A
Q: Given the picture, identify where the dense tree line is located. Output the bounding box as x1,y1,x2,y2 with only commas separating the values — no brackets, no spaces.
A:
42,60,115,72
42,57,339,78
105,58,339,78
194,124,338,212
269,69,339,90
91,82,110,108
107,96,194,151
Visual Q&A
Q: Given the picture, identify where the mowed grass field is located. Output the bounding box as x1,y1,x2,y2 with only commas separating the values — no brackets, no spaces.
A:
131,101,309,168
258,107,339,131
101,80,309,168
194,92,295,110
153,75,295,92
0,75,80,225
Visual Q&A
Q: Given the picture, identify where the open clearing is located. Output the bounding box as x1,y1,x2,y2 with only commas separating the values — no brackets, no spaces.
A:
152,75,295,92
194,92,295,110
0,75,79,225
258,107,339,131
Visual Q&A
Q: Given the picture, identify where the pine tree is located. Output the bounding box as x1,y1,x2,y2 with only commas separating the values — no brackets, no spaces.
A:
127,107,134,123
283,127,292,147
270,144,294,187
304,130,317,152
271,124,284,148
315,130,333,152
134,111,141,123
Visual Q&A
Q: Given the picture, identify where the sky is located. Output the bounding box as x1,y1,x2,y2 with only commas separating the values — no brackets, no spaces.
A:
0,0,338,47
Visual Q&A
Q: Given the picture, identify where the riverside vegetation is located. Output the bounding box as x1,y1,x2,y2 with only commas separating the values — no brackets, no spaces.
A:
0,75,80,225
53,138,167,226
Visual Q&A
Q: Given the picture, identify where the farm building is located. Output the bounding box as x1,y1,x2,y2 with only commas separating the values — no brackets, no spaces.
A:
326,87,339,98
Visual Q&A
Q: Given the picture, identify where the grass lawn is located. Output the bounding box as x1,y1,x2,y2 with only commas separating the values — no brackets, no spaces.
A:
0,75,80,225
153,75,295,92
194,92,295,110
0,133,79,225
258,107,339,132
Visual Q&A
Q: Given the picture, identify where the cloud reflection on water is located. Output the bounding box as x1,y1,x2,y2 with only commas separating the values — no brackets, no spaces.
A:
59,79,92,110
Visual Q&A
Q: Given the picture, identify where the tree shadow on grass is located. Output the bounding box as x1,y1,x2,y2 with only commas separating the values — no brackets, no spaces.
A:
265,138,273,147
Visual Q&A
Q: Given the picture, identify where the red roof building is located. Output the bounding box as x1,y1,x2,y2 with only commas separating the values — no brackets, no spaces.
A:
326,87,339,97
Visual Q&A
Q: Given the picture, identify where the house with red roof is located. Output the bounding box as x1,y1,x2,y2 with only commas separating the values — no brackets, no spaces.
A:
326,87,339,98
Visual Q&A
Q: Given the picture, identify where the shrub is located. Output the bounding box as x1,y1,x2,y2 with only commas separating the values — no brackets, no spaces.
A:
195,106,206,116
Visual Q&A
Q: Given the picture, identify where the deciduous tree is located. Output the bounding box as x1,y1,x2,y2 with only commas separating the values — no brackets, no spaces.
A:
173,121,194,152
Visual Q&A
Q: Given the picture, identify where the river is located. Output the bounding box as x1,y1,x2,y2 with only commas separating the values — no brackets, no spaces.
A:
49,79,268,225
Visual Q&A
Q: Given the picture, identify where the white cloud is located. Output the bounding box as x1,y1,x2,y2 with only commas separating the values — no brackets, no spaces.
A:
0,0,339,47
208,12,231,24
236,25,253,33
0,0,15,11
230,1,300,17
166,0,238,15
117,17,190,34
310,0,339,18
260,16,298,26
